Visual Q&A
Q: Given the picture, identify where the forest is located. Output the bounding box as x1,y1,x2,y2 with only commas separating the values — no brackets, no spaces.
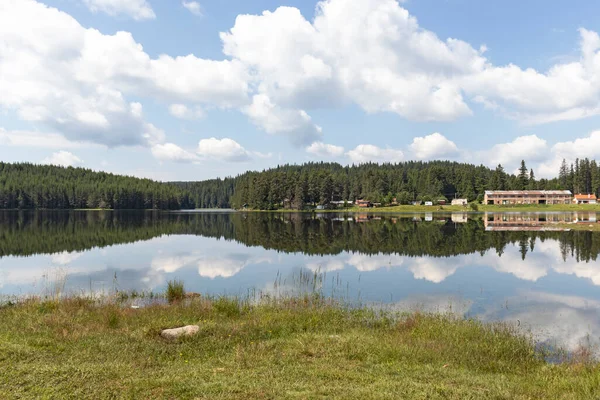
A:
1,211,598,263
1,158,599,210
0,163,194,210
229,158,600,210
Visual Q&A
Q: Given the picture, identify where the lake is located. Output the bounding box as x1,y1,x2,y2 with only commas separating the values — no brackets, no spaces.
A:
1,210,600,353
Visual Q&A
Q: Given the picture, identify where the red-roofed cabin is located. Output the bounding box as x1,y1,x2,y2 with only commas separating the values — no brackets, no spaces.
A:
573,194,598,204
356,200,372,208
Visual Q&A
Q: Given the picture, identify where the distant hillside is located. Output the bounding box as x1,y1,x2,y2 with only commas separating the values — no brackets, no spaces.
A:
228,161,569,210
0,163,194,210
1,158,598,210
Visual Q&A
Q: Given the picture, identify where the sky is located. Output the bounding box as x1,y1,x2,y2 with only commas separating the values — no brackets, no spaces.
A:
3,0,600,181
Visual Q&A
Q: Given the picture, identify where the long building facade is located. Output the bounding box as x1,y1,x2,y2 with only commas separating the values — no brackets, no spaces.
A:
484,190,572,205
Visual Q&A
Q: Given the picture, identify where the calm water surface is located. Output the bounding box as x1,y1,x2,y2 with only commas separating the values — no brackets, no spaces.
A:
1,210,600,352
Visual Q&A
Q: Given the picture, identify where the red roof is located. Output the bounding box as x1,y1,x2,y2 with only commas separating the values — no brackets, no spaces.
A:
575,194,597,200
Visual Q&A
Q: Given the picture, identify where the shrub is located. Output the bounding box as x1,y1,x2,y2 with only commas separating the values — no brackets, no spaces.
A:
166,280,185,304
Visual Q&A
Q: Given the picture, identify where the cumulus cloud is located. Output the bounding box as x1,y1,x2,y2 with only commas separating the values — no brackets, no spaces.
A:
7,0,600,156
484,135,548,168
346,144,404,164
0,0,247,148
464,28,600,124
306,259,345,273
82,0,156,20
221,1,478,122
243,94,322,146
182,1,203,16
306,141,344,157
168,104,205,120
197,138,251,162
0,128,96,149
41,151,84,167
481,291,600,352
536,131,600,178
151,143,199,163
552,131,600,160
51,252,83,266
219,2,600,127
409,133,459,160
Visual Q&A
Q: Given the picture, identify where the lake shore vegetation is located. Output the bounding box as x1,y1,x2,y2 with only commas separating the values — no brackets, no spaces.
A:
1,290,598,399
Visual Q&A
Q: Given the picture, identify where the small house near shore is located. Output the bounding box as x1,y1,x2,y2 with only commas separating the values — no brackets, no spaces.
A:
573,194,598,204
484,190,572,205
356,200,372,208
451,199,468,206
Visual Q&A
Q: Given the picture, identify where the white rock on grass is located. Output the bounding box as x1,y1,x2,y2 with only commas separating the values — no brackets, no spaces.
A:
160,325,200,340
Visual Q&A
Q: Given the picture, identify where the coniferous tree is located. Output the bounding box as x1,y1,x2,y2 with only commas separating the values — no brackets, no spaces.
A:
517,160,529,190
527,169,536,189
559,159,569,189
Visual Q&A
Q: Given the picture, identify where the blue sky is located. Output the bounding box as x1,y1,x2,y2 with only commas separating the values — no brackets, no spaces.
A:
3,0,600,181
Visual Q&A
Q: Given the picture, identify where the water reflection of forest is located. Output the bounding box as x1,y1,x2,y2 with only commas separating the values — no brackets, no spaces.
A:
1,211,599,262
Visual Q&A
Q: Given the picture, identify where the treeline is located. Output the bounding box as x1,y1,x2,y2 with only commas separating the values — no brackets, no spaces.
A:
230,161,539,210
3,158,600,210
179,158,600,209
171,178,235,209
0,163,194,210
231,159,600,209
2,211,599,263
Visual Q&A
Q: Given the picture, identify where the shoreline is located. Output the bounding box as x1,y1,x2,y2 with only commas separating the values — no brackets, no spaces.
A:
236,204,600,214
1,293,597,398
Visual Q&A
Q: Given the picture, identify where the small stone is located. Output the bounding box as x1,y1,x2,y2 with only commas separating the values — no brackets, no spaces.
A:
161,325,200,340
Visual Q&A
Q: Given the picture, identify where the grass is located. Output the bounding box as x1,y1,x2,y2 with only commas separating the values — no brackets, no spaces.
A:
249,203,600,214
166,280,186,304
0,294,599,399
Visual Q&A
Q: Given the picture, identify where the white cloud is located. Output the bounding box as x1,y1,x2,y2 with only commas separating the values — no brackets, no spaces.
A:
0,0,247,148
220,2,600,126
306,141,344,157
151,143,199,163
182,1,202,17
465,28,600,124
0,128,97,149
552,131,600,160
408,258,462,283
41,151,84,167
197,258,247,279
409,132,459,160
481,291,600,352
51,252,83,266
243,94,322,146
306,259,345,273
82,0,155,20
347,254,403,272
197,137,251,162
168,104,205,120
7,0,600,157
220,1,479,122
346,144,404,164
151,255,199,273
485,135,548,168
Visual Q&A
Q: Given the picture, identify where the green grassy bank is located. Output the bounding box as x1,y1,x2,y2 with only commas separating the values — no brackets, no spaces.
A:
1,294,598,399
245,204,600,213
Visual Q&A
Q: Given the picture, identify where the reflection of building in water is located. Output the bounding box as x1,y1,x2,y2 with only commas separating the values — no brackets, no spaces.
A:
484,190,572,205
574,213,597,223
451,213,468,223
484,212,599,231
